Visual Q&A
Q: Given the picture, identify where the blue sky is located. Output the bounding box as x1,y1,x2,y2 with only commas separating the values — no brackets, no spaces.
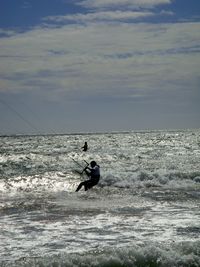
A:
0,0,200,134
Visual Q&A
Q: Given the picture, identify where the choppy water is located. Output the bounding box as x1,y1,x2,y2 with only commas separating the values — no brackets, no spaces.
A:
0,130,200,267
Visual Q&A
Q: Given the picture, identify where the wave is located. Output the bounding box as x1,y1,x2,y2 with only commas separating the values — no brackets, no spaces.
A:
1,241,200,267
0,169,200,196
101,170,200,189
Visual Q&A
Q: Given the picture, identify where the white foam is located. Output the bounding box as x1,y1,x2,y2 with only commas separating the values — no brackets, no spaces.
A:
3,241,200,267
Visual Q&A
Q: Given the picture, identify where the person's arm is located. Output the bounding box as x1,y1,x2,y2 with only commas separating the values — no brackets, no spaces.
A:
83,166,91,177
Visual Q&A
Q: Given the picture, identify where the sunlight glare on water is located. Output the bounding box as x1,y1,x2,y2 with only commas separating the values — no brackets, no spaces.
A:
0,130,200,266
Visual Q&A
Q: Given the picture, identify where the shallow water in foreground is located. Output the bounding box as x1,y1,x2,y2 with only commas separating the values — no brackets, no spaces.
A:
0,130,200,266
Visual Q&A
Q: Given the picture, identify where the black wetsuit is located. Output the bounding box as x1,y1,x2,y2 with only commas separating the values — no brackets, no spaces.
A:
76,165,100,191
82,143,88,152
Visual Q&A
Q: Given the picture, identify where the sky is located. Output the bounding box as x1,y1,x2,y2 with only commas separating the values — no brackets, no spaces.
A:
0,0,200,134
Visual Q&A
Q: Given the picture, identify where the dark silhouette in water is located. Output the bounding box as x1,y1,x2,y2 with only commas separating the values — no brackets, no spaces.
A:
76,161,100,192
82,142,88,152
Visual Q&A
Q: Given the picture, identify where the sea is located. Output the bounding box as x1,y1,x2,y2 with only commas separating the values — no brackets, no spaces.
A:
0,129,199,267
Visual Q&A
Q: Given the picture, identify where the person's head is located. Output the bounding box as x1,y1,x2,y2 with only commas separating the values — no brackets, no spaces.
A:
90,161,96,167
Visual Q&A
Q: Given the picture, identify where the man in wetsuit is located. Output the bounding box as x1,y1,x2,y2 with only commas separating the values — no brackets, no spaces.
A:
82,142,88,152
75,161,100,192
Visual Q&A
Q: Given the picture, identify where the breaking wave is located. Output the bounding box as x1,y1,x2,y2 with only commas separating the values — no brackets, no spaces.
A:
2,241,200,267
101,170,200,189
1,169,200,196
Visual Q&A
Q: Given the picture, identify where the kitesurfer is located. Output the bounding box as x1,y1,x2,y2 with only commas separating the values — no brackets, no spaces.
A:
82,142,88,152
75,161,100,191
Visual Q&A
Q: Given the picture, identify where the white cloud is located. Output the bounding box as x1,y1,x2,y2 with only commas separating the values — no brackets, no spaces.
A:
44,10,154,24
0,21,199,104
78,0,172,9
160,10,174,16
0,29,17,37
21,1,32,9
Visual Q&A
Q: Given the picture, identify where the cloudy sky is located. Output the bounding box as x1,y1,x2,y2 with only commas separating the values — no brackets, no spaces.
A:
0,0,200,134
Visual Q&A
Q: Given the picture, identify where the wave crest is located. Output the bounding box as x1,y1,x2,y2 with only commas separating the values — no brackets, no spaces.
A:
101,170,200,189
3,241,200,267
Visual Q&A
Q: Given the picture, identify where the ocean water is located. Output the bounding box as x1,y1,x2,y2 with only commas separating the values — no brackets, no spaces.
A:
0,129,200,267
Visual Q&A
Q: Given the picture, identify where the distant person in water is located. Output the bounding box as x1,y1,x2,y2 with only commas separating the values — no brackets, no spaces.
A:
76,161,100,192
82,142,88,152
